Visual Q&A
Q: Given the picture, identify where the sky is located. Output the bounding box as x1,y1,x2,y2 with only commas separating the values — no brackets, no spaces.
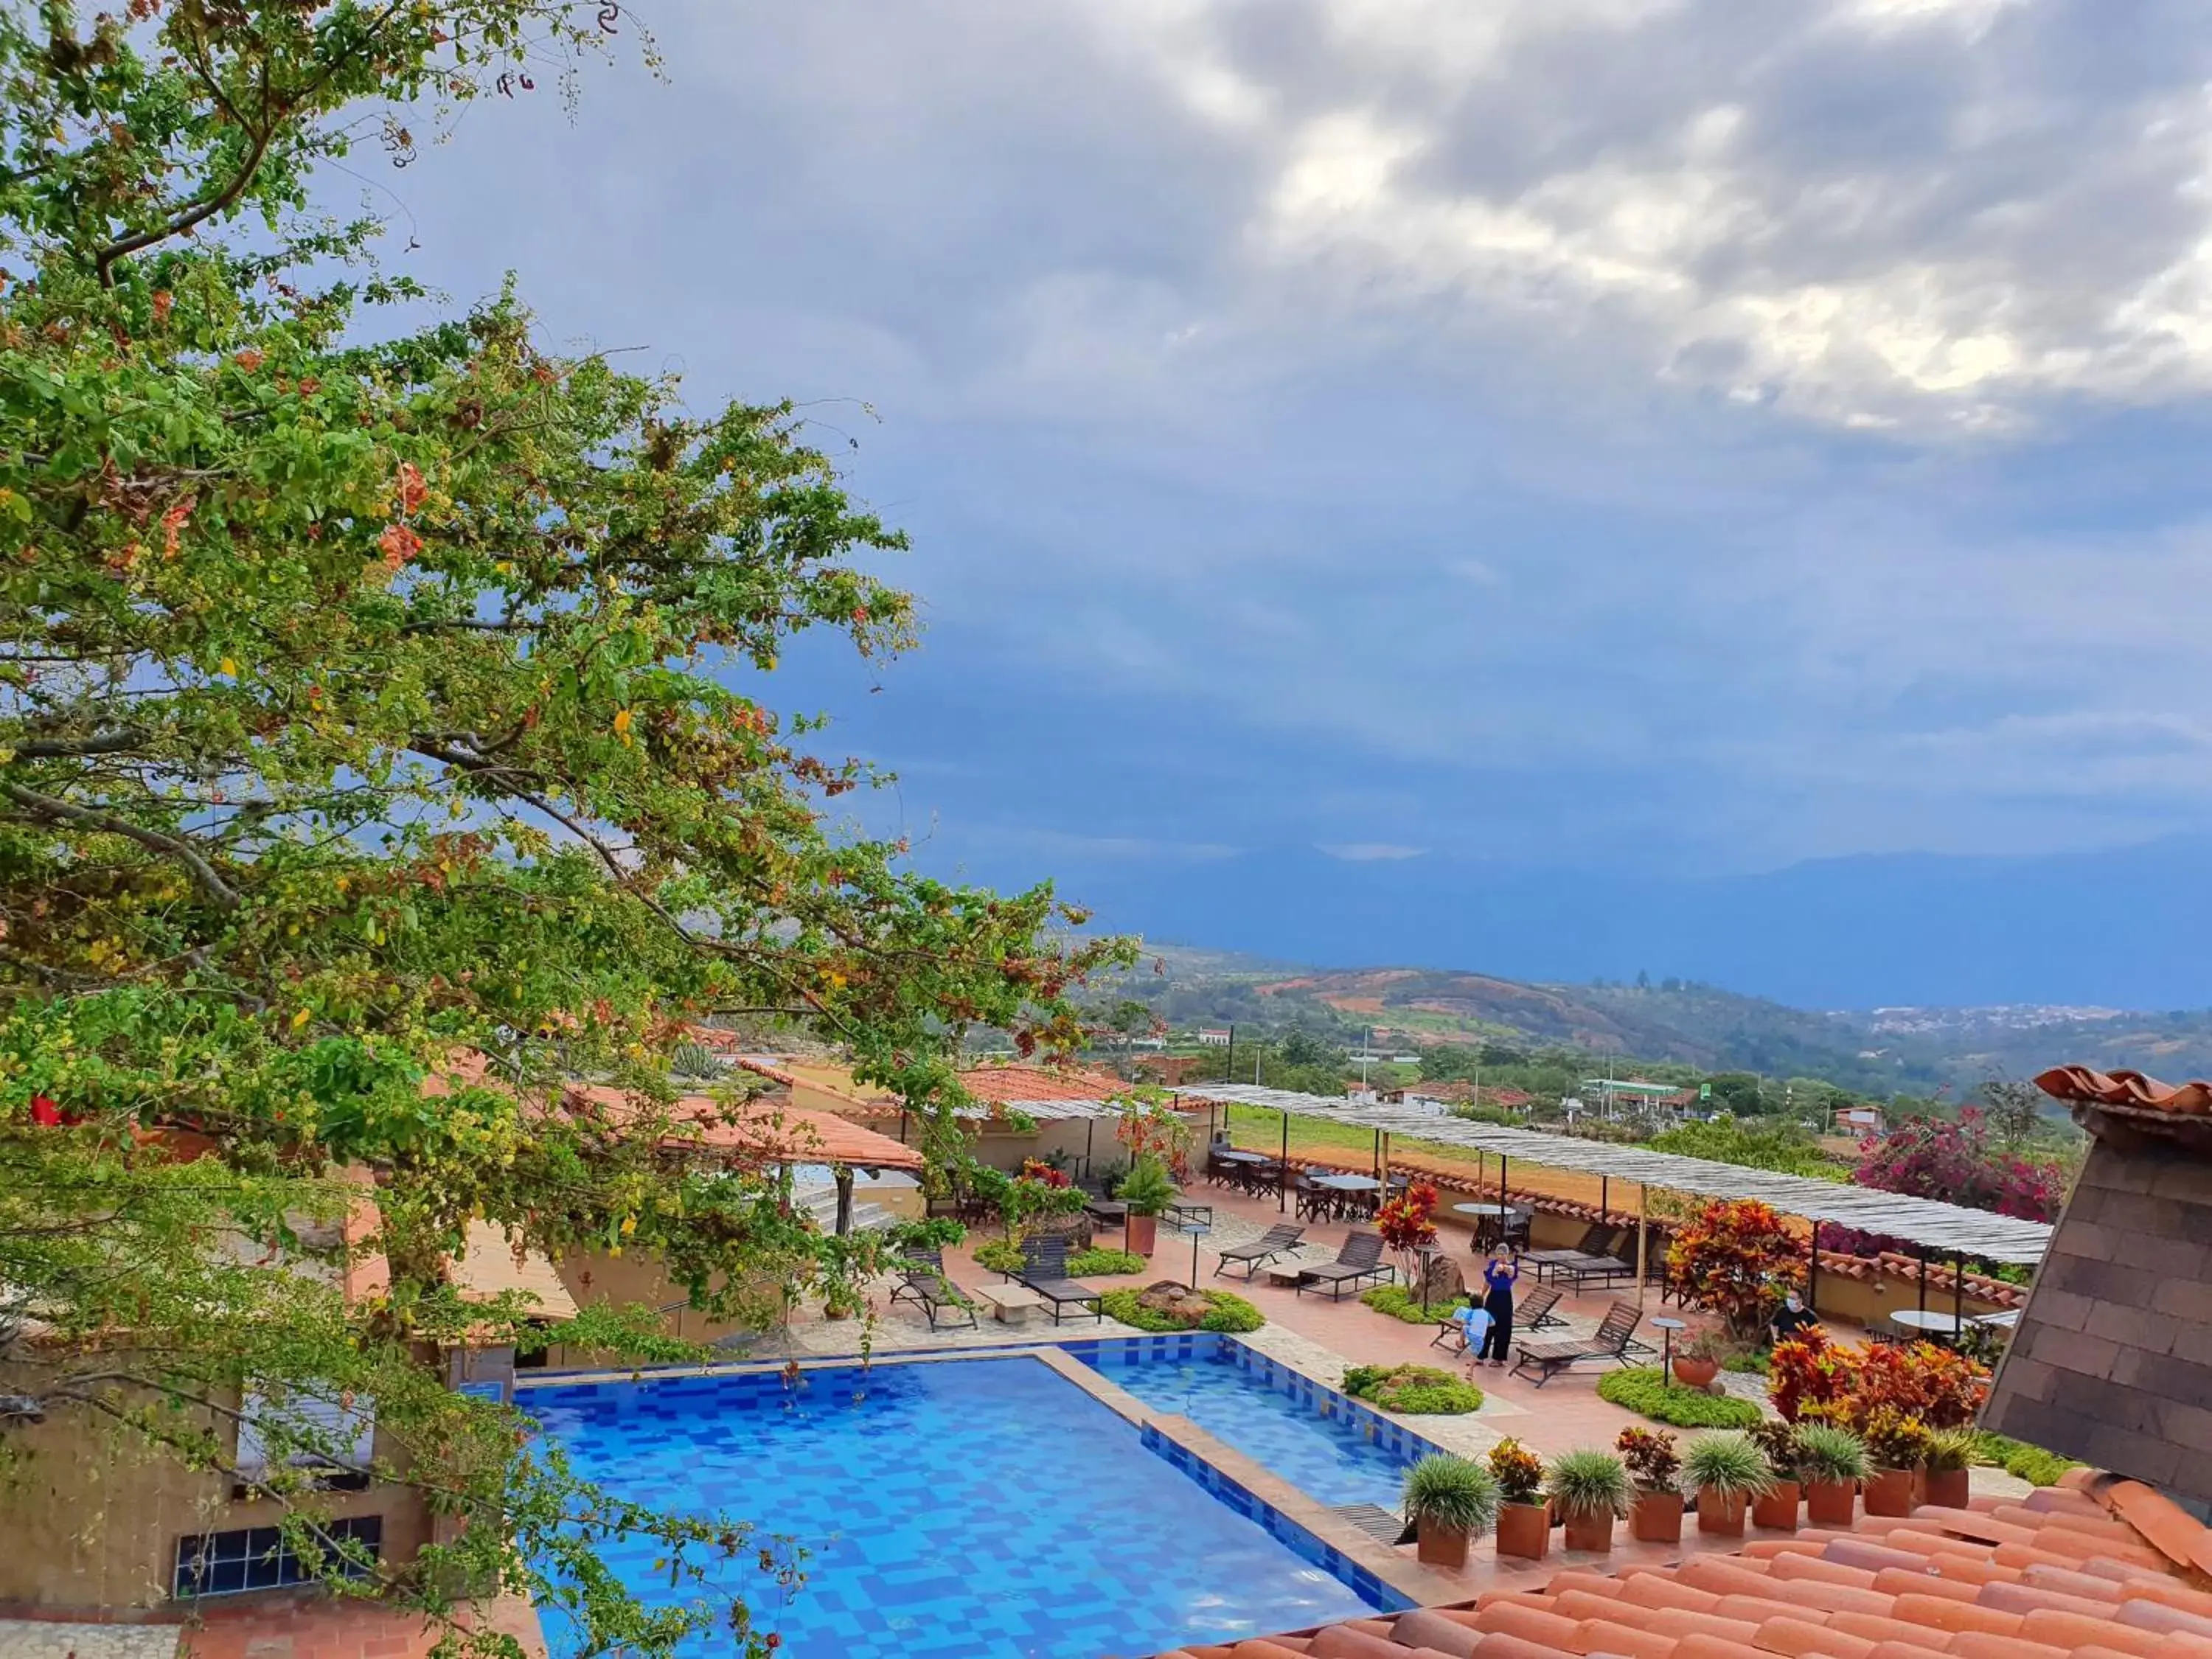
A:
373,0,2212,1006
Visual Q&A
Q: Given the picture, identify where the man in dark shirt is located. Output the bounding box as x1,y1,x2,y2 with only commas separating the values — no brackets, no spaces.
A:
1770,1291,1818,1343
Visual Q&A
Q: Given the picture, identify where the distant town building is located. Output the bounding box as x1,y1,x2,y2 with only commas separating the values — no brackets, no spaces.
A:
1196,1028,1233,1047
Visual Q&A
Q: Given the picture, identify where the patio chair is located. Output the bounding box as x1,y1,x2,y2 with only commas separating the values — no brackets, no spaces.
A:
1214,1221,1305,1279
1293,1228,1393,1299
1081,1179,1129,1227
1293,1174,1331,1223
1522,1225,1628,1284
1516,1282,1567,1331
1507,1298,1643,1387
888,1248,978,1332
1015,1238,1105,1326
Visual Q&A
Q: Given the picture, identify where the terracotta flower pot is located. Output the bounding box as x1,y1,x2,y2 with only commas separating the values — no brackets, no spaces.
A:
1630,1489,1683,1543
1864,1468,1916,1517
1804,1479,1857,1526
1752,1480,1801,1531
1924,1467,1971,1510
1696,1489,1747,1537
1671,1356,1720,1389
1496,1501,1551,1561
1562,1509,1615,1554
1415,1521,1470,1569
1125,1212,1158,1256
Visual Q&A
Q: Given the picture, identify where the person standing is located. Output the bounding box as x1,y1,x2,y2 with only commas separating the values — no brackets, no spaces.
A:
1476,1244,1520,1366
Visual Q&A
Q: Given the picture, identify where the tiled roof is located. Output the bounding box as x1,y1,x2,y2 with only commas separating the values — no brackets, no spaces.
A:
557,1081,925,1169
1152,1475,2212,1659
2036,1065,2212,1117
957,1063,1128,1104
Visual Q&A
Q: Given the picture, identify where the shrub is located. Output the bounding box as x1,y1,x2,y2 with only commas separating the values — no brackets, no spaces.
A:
1683,1433,1776,1499
1663,1199,1804,1339
1098,1287,1265,1334
1377,1182,1441,1284
1722,1347,1773,1374
1115,1155,1178,1216
1615,1426,1682,1491
1849,1340,1988,1429
1975,1432,2079,1486
1748,1419,1806,1483
1489,1438,1545,1506
1596,1366,1764,1429
1854,1108,2065,1223
1769,1328,1857,1423
1861,1407,1934,1471
1546,1449,1632,1520
1065,1248,1144,1276
1360,1284,1471,1324
1924,1426,1980,1473
1795,1422,1870,1484
1342,1363,1485,1414
1404,1455,1500,1534
975,1239,1025,1275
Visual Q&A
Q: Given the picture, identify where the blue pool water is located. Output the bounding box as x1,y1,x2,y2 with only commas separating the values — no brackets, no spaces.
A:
522,1356,1377,1659
1078,1347,1421,1510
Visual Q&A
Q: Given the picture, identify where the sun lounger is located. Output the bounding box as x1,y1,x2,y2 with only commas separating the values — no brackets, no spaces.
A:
1523,1226,1632,1284
1015,1239,1104,1326
1517,1283,1566,1330
1508,1298,1643,1387
888,1248,978,1331
1293,1228,1392,1299
1214,1222,1306,1279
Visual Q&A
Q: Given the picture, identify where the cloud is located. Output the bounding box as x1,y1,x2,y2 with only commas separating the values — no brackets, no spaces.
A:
1318,844,1429,862
365,0,2212,886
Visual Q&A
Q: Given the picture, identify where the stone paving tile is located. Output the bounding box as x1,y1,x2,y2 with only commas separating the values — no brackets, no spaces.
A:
0,1624,179,1659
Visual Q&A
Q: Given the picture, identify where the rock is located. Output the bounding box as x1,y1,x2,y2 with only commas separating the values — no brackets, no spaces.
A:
1135,1280,1211,1324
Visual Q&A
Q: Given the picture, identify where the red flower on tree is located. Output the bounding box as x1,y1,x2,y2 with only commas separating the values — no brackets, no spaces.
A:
1663,1197,1804,1340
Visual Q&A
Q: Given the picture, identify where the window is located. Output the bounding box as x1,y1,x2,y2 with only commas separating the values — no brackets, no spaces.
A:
173,1515,381,1599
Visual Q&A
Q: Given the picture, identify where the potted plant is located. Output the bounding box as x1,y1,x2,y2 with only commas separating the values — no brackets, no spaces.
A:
1672,1327,1729,1390
1116,1156,1177,1256
1747,1421,1805,1531
1402,1453,1500,1571
1860,1408,1933,1517
1922,1427,1978,1511
1546,1448,1632,1554
1489,1438,1550,1561
1617,1427,1685,1544
1683,1433,1775,1537
1796,1422,1868,1526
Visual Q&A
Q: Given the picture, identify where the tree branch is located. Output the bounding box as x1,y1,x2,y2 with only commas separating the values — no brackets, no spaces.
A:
6,726,150,759
0,782,241,909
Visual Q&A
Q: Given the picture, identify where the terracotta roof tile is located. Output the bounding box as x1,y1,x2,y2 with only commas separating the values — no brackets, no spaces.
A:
2035,1065,2212,1116
954,1062,1127,1103
1172,1469,2212,1659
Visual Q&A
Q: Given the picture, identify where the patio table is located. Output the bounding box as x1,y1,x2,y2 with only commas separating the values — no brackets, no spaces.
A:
1313,1174,1380,1191
1889,1307,1968,1341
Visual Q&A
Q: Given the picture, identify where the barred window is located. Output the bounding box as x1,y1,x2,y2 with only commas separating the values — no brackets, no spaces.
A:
172,1515,381,1599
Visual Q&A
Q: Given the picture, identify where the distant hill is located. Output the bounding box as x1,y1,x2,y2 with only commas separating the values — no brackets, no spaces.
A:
1105,945,2212,1096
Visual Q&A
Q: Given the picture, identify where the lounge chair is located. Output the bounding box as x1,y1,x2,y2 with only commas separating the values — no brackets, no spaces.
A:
1518,1283,1567,1330
1508,1298,1643,1387
1015,1238,1105,1326
1214,1222,1305,1279
1523,1225,1630,1284
1293,1228,1393,1299
1551,1246,1638,1292
888,1248,977,1332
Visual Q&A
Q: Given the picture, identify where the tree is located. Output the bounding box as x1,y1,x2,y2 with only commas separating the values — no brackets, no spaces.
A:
1702,1073,1768,1116
0,5,1127,1652
1978,1069,2045,1150
1853,1110,2064,1223
1662,1199,1804,1340
1279,1028,1338,1069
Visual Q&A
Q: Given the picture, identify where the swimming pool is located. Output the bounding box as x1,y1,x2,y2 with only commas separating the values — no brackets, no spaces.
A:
1075,1338,1436,1510
522,1354,1382,1659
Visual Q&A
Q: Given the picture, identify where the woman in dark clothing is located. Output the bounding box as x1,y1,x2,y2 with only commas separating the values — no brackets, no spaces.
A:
1476,1245,1520,1366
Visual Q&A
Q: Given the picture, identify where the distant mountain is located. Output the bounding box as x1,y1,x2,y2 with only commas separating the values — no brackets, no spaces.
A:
1104,945,2212,1096
1035,835,2212,1010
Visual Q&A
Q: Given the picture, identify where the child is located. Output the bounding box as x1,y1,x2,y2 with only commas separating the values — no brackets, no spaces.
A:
1452,1301,1495,1369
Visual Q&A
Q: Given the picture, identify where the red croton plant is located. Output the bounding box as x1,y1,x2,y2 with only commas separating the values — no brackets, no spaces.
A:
1769,1328,1989,1430
1663,1197,1805,1340
1377,1182,1441,1286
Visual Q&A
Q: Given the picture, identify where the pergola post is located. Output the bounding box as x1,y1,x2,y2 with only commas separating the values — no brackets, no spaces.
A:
1085,1118,1095,1179
1635,1184,1649,1308
1919,1251,1929,1314
1372,1127,1380,1178
1279,1107,1288,1214
1953,1249,1965,1338
1500,1155,1508,1211
1600,1175,1610,1224
834,1166,854,1237
1807,1222,1820,1315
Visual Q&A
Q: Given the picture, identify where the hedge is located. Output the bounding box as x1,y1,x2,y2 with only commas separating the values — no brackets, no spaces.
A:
1596,1366,1764,1429
1975,1432,2079,1486
1360,1284,1470,1324
1342,1364,1485,1415
1065,1248,1145,1276
1098,1288,1266,1335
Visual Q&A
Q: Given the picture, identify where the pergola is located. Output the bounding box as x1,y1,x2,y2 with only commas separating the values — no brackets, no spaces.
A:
1172,1082,2051,1329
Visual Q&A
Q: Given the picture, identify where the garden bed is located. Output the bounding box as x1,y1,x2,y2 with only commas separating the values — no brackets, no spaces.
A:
1596,1366,1764,1428
1359,1284,1470,1324
1341,1364,1484,1414
1099,1283,1265,1334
